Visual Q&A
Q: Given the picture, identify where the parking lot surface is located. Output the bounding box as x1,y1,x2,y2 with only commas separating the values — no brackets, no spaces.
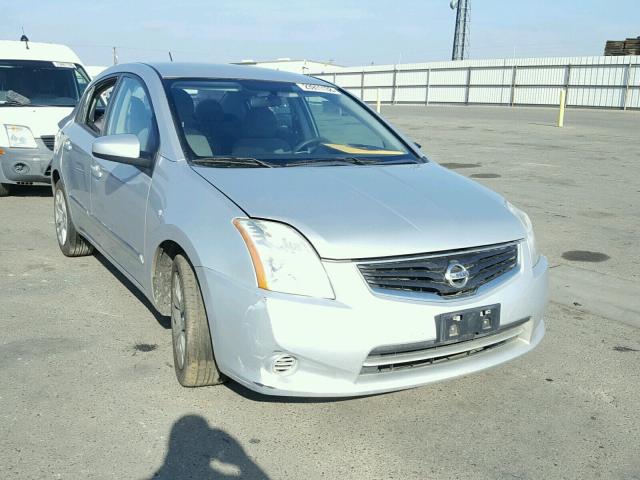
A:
1,106,639,480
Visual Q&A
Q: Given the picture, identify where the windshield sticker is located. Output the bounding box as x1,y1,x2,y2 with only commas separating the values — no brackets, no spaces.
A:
52,61,75,68
323,144,405,155
297,83,339,95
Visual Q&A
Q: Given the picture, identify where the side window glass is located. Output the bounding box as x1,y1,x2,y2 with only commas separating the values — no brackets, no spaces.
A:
105,76,158,157
74,68,90,97
84,80,116,135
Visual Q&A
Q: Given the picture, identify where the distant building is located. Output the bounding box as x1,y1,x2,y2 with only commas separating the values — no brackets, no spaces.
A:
232,58,344,75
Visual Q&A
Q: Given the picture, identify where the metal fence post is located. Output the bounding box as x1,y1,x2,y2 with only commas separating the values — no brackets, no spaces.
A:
510,65,517,106
425,68,431,105
564,64,571,107
623,58,632,110
360,71,365,100
391,67,398,105
465,67,471,104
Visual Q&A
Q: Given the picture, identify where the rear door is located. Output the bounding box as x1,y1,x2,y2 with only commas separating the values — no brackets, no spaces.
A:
61,77,118,236
89,74,159,283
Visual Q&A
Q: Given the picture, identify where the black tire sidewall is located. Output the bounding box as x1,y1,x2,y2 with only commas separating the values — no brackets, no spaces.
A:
171,254,221,387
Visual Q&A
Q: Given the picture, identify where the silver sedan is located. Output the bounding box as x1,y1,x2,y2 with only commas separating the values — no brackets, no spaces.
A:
51,62,548,397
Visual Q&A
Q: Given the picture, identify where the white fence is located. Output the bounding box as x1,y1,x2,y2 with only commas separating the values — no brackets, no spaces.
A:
312,56,640,110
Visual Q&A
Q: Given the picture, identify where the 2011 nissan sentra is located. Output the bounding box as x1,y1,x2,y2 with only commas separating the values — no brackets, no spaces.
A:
51,63,548,397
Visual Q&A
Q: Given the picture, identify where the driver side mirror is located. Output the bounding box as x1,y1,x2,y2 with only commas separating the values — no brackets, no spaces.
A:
92,134,151,168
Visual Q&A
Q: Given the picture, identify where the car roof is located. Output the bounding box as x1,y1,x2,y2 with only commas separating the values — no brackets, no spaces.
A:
0,40,82,64
116,62,330,85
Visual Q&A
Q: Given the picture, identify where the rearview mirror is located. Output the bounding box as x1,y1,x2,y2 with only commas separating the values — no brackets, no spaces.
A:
92,134,151,168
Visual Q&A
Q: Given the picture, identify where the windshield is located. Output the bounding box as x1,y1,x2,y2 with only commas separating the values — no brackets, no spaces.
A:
0,60,90,107
166,78,421,167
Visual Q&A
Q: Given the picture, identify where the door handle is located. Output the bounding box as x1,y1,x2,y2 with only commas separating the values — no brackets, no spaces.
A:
91,164,103,178
64,139,73,151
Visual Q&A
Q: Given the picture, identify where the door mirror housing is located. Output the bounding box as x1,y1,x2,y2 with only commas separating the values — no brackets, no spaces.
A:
92,134,151,168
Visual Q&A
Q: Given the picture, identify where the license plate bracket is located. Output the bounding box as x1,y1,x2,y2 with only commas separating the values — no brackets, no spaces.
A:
436,304,501,345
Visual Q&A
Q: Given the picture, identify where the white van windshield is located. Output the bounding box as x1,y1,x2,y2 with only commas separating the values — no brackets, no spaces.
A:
166,78,421,167
0,60,90,107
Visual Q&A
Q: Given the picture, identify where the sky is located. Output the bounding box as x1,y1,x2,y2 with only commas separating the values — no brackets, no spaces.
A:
2,0,639,67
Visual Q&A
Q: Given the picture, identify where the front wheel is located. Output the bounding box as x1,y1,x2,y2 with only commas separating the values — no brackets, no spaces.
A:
171,254,224,387
0,183,11,197
53,180,93,257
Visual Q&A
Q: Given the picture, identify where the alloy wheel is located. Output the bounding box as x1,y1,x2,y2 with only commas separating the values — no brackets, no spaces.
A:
54,189,68,246
172,270,187,370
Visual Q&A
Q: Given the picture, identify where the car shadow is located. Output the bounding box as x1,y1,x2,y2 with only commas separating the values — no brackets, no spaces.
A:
93,252,171,329
7,185,52,197
150,415,269,479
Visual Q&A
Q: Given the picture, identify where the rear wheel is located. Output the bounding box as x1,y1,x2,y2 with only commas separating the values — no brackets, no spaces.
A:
0,183,11,197
171,254,224,387
53,180,93,257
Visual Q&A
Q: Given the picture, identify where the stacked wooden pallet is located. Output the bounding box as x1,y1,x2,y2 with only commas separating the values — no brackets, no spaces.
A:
604,37,640,56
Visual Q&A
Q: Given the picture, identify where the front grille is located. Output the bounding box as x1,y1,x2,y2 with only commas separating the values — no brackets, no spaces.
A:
40,136,55,151
357,242,519,298
361,318,528,374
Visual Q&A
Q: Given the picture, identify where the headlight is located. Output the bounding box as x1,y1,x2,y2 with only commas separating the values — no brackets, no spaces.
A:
234,218,335,299
506,202,540,266
5,125,37,149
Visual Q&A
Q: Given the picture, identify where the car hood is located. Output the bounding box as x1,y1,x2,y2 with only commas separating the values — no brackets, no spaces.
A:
193,162,525,260
0,106,74,137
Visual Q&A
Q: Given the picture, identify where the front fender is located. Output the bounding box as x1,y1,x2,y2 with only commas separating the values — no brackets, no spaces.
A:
143,158,258,309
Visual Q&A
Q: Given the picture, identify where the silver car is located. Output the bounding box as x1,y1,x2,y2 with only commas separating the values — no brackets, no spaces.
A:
51,63,548,397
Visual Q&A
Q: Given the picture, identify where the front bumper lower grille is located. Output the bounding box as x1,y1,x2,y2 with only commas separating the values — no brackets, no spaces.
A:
40,136,55,151
361,318,529,374
357,241,519,298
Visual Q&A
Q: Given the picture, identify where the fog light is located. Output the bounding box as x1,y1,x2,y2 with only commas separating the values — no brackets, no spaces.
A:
271,354,297,375
13,162,29,174
481,317,492,330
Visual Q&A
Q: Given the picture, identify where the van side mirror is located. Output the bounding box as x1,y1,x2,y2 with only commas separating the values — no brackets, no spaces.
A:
92,134,151,168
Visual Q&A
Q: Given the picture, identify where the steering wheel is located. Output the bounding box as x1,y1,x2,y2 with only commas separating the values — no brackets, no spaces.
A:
293,137,329,153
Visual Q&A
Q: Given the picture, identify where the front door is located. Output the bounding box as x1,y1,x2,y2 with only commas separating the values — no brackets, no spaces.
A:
89,75,159,283
62,79,116,235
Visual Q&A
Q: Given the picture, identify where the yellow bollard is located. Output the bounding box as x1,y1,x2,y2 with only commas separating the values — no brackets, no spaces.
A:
557,89,566,128
376,88,381,114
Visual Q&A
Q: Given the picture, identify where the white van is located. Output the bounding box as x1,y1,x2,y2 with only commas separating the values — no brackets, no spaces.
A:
0,40,90,196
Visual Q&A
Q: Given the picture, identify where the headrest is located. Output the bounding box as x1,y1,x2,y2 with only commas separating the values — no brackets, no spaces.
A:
172,89,195,119
243,107,278,138
195,99,224,124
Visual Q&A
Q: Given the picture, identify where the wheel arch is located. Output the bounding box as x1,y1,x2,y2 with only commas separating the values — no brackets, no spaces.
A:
149,228,203,316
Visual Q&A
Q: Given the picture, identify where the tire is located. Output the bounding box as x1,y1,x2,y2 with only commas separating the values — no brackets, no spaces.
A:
53,180,94,257
0,183,11,197
171,254,224,387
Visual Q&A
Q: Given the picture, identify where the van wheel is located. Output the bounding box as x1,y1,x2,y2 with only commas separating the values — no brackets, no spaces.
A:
53,180,94,257
0,183,11,197
171,254,224,387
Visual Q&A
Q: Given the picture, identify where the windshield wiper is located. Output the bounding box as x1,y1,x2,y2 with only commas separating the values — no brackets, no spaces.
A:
191,157,273,168
283,157,420,167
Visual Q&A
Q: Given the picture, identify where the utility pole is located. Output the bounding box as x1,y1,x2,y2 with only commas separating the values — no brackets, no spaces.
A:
450,0,471,61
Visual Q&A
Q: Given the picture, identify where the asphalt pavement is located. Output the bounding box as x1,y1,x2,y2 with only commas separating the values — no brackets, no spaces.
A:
1,105,639,479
